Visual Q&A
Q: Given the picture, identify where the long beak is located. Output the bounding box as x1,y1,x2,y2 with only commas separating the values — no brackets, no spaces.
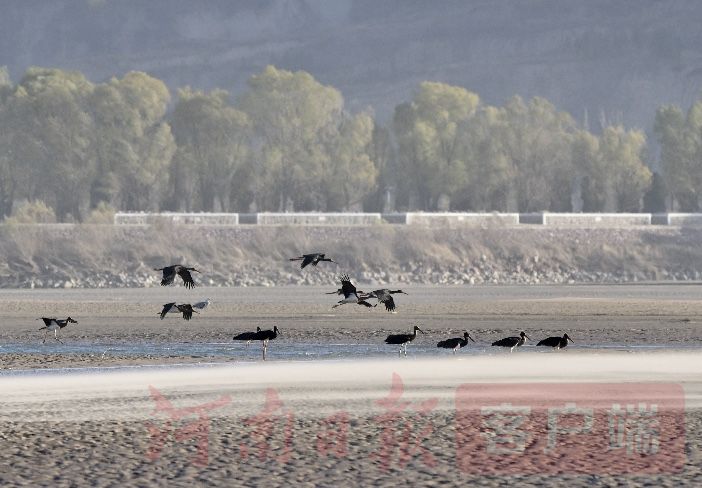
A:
568,337,575,343
468,334,475,342
402,291,409,295
417,327,425,334
524,333,531,340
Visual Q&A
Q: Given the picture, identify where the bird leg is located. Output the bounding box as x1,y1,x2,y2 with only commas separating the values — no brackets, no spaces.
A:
42,330,47,344
55,330,64,345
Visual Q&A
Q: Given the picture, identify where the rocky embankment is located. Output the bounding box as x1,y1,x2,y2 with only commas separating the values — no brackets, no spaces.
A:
0,224,700,288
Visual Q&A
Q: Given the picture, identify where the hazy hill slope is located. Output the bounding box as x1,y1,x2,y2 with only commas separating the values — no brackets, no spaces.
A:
2,0,702,130
0,224,699,288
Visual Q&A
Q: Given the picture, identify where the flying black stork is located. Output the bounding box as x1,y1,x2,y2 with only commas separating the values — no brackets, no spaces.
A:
491,331,530,353
289,253,335,269
329,274,373,309
158,302,198,320
38,317,78,344
362,289,408,312
537,333,574,350
233,327,262,346
437,331,475,354
385,325,424,356
154,265,200,288
257,326,280,361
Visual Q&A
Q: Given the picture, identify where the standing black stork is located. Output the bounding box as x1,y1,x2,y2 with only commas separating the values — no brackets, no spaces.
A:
289,253,335,269
437,331,475,354
329,274,374,309
257,326,280,361
537,333,574,350
385,325,424,356
158,302,198,320
154,265,200,288
233,327,262,346
362,289,408,312
38,317,78,344
491,331,530,353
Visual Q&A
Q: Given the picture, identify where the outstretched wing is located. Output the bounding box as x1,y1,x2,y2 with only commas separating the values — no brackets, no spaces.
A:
357,299,374,308
339,274,357,298
177,304,194,320
159,266,176,286
300,254,316,269
38,317,54,329
160,302,176,320
380,295,396,312
177,268,197,289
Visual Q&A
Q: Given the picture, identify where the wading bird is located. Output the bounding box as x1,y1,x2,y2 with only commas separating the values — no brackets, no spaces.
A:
385,325,424,356
491,331,529,353
257,326,280,360
154,265,200,289
192,298,211,311
537,333,574,350
289,253,335,269
38,317,78,344
233,327,262,345
362,289,408,312
437,331,475,354
329,275,373,309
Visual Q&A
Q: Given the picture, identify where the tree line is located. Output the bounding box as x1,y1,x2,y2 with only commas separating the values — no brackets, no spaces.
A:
0,64,690,221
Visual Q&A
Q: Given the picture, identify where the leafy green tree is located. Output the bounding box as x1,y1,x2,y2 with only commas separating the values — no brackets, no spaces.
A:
8,68,96,220
238,65,345,211
170,88,252,211
598,126,651,211
320,111,377,211
90,72,175,211
393,82,480,209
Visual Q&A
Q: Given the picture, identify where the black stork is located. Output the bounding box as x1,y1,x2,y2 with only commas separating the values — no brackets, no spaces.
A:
329,274,373,309
537,333,574,350
257,326,280,361
233,327,262,346
437,331,475,354
362,289,408,312
38,317,78,344
385,325,424,356
289,253,335,269
158,302,198,320
154,265,200,289
491,331,530,353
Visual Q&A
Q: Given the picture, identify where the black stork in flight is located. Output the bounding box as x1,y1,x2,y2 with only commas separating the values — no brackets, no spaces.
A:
384,325,424,356
154,265,200,289
437,331,475,354
491,331,530,353
537,333,574,350
38,317,78,344
289,253,335,269
158,302,198,321
329,274,373,309
362,289,408,312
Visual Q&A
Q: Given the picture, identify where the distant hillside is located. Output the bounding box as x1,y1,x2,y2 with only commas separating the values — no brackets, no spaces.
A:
2,0,702,131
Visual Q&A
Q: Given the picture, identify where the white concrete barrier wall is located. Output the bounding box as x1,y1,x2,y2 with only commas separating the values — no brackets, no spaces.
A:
542,213,651,226
255,212,382,225
665,213,702,227
405,212,520,227
114,212,239,225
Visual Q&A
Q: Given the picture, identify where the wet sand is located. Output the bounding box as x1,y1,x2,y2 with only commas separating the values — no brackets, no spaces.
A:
1,284,702,486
